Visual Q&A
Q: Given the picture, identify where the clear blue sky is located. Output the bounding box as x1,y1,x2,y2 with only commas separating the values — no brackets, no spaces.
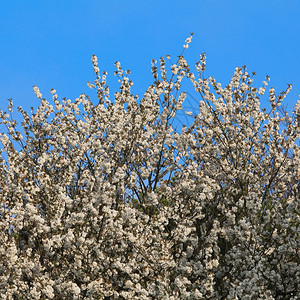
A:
0,0,299,119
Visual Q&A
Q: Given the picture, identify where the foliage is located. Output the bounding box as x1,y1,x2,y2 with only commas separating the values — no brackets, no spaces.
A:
0,35,299,299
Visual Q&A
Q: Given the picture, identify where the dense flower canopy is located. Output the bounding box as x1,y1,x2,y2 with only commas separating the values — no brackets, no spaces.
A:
0,35,299,299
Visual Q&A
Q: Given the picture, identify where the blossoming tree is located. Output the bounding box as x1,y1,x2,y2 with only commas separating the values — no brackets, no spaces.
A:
0,35,299,299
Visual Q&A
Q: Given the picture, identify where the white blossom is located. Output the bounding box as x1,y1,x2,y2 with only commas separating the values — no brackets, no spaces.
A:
0,37,298,299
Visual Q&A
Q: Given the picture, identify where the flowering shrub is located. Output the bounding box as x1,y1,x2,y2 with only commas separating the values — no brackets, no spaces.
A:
0,35,299,299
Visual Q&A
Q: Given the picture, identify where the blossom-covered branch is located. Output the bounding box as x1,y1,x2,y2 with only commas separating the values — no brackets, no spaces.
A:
0,35,299,299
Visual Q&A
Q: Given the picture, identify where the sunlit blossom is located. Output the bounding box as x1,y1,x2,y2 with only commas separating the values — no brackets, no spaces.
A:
0,36,298,299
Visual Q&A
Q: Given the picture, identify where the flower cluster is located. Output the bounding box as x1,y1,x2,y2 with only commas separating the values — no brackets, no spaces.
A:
0,38,299,299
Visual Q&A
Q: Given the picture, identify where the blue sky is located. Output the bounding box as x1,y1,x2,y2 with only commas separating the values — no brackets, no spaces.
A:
0,0,299,121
